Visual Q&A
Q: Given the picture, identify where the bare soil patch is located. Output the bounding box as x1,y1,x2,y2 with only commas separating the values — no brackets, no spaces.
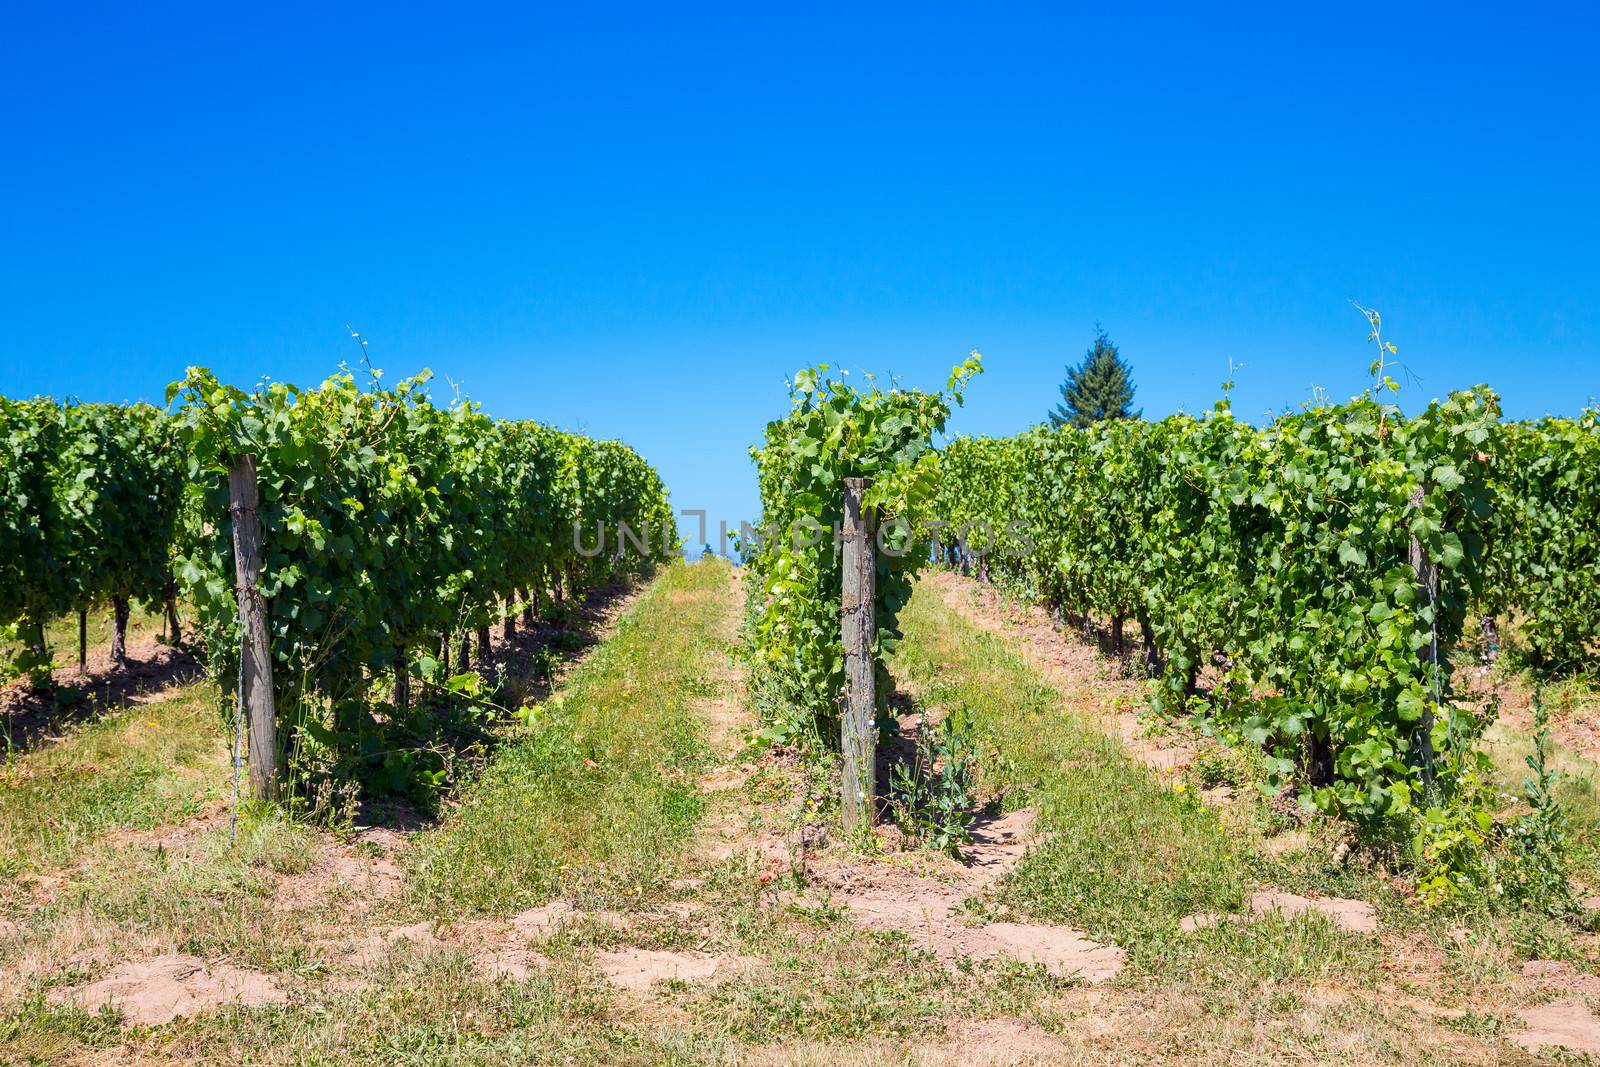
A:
47,953,285,1026
917,1016,1068,1065
1512,1000,1600,1056
807,808,1124,982
1520,958,1600,997
1180,890,1378,935
276,835,404,911
316,898,637,982
593,947,749,991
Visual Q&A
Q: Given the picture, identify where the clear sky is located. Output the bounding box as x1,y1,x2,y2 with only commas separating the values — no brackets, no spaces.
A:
3,4,1597,539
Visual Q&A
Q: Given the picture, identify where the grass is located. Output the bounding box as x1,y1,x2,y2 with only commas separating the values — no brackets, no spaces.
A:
407,560,730,914
0,681,225,884
883,575,1600,1062
1,562,1595,1064
0,565,741,1064
895,583,1289,960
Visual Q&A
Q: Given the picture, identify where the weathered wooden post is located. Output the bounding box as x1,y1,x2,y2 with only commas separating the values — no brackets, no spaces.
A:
229,454,279,801
841,476,877,831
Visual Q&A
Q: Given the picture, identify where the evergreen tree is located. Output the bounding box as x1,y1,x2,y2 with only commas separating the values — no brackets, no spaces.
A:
1050,328,1139,427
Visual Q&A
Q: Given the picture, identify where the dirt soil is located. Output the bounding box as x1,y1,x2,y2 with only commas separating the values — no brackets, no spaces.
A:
47,954,285,1026
800,808,1124,983
1180,890,1378,934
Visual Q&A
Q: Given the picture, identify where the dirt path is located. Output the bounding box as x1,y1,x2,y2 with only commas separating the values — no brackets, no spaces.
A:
682,566,793,873
681,570,1124,1027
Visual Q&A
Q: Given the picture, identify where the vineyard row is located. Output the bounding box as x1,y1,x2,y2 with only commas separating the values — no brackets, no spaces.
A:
931,388,1600,822
3,369,675,798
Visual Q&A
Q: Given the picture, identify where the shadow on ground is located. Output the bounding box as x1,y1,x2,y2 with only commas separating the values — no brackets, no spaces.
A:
1,642,202,755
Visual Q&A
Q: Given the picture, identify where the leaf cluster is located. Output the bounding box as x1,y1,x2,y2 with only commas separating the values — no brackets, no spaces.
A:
746,354,981,739
0,397,182,674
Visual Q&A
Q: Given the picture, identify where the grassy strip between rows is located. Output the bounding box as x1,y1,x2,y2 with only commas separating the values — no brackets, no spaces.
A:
891,578,1383,985
0,681,225,884
408,559,729,914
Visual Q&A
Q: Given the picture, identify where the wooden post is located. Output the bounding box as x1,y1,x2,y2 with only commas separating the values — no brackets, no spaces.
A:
78,608,87,670
1407,483,1438,800
229,454,279,801
841,476,877,832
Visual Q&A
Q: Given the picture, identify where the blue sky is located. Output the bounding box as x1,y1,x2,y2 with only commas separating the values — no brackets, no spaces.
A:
3,4,1597,538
